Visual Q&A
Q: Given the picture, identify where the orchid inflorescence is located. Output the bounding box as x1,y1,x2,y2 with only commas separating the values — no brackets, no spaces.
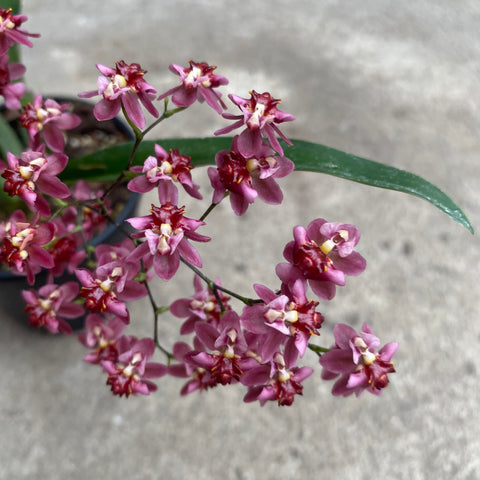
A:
0,7,400,405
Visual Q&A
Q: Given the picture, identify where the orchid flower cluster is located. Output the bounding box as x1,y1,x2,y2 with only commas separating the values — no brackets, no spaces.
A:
0,6,401,405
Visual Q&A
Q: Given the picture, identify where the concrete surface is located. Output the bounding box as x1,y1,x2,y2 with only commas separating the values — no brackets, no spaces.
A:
1,1,479,479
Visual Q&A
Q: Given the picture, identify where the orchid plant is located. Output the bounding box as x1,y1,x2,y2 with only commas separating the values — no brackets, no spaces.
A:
0,3,473,405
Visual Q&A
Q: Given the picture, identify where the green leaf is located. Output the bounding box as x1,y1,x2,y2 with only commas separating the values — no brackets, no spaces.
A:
0,112,24,157
286,139,474,233
0,1,21,14
61,137,473,233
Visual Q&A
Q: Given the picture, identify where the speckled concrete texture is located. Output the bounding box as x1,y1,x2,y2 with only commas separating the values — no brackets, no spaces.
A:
1,1,479,479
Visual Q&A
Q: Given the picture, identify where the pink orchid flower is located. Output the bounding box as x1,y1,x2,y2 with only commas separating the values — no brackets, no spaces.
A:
280,218,366,300
128,143,202,203
101,337,167,397
19,95,81,152
170,275,231,334
2,210,55,284
22,282,84,334
242,351,313,406
157,60,228,113
78,314,127,364
0,7,39,55
1,149,71,217
0,53,26,110
208,135,294,215
320,322,398,397
215,90,295,156
79,60,159,129
76,257,147,322
126,202,210,281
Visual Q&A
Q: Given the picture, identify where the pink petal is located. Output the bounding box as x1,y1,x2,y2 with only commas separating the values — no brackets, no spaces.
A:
144,363,167,378
309,279,337,300
236,129,262,157
29,245,54,269
118,281,147,302
263,124,284,155
252,176,283,205
75,268,94,286
108,299,129,319
240,365,270,386
127,175,154,194
194,322,219,350
331,251,366,276
253,283,277,303
78,90,98,99
137,91,159,118
378,342,399,362
96,64,116,77
319,349,355,374
158,180,178,205
177,240,202,268
58,303,84,318
93,98,120,121
157,85,181,102
122,92,145,129
153,253,179,281
293,366,314,383
346,371,369,389
333,324,358,349
54,113,82,130
36,175,71,199
171,88,197,108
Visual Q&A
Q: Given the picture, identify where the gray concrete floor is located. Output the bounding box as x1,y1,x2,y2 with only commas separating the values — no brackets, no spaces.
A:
1,1,479,479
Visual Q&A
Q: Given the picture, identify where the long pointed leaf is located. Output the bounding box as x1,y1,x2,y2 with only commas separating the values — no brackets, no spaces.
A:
0,113,24,157
0,1,21,13
286,139,473,233
61,137,473,233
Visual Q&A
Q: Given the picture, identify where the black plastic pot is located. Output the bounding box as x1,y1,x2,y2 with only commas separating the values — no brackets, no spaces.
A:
0,97,138,331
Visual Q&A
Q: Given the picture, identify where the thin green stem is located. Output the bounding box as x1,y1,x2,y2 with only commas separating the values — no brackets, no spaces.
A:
179,255,262,308
198,202,218,223
101,135,141,201
142,103,187,137
198,192,229,222
101,103,187,202
308,344,330,356
140,261,173,361
42,224,83,250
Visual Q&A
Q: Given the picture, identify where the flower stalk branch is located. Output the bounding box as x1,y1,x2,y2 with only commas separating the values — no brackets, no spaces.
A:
6,7,469,405
179,255,262,308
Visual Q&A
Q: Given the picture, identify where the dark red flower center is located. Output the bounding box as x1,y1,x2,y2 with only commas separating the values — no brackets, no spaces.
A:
293,241,331,279
106,371,136,397
271,375,304,406
217,150,250,188
149,202,186,232
49,236,77,263
79,282,115,313
209,354,243,386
